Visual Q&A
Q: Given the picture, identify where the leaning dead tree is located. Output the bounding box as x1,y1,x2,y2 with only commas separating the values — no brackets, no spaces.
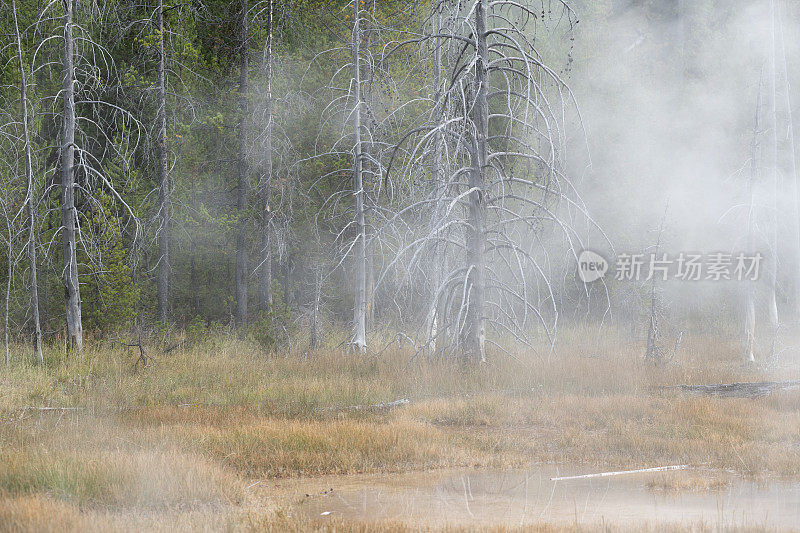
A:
383,0,598,360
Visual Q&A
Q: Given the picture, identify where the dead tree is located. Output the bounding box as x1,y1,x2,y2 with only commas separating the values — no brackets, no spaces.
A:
464,0,490,362
349,0,368,351
61,0,83,351
744,75,764,363
775,0,800,319
764,0,780,351
426,0,447,353
257,0,275,315
25,0,142,349
308,0,384,352
383,0,598,360
316,0,422,352
644,206,672,363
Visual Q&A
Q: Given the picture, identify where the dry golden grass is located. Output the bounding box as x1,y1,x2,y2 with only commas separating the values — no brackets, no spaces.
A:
1,326,799,531
645,471,732,493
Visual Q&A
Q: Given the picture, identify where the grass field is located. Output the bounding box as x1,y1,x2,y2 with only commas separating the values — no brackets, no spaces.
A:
1,327,799,531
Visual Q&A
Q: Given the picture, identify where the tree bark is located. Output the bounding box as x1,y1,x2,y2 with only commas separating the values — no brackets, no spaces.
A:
235,0,250,325
61,0,83,352
351,0,367,351
156,0,171,323
464,0,488,362
258,0,274,315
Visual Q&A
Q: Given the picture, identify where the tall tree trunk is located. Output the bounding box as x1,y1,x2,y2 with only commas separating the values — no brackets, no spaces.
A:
644,209,667,361
362,6,376,334
14,0,44,364
464,0,488,362
61,0,83,352
746,111,759,361
745,75,763,363
235,0,250,325
351,0,367,351
258,0,274,315
776,1,800,318
428,3,446,353
156,0,171,323
766,0,780,355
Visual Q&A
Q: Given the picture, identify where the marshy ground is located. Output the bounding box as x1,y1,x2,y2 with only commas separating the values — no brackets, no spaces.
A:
1,328,799,531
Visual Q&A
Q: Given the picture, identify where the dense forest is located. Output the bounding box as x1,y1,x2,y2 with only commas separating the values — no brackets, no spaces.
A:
4,1,800,530
1,0,799,362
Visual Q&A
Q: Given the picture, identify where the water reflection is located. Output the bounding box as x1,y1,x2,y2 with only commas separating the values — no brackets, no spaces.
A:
299,465,800,528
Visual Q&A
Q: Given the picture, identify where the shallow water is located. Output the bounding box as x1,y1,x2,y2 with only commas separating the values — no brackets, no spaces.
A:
298,465,800,528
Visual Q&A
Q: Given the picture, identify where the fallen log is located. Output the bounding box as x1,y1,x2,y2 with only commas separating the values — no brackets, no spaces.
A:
551,464,689,481
657,380,800,398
